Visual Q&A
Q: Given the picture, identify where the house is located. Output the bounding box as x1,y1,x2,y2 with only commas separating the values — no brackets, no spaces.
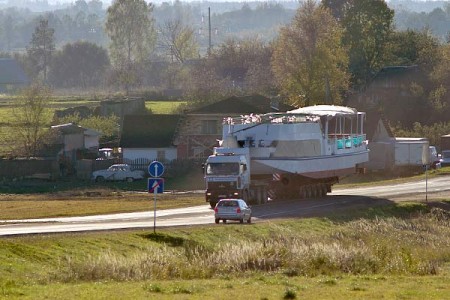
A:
120,114,181,163
50,123,101,159
0,58,29,93
174,94,295,159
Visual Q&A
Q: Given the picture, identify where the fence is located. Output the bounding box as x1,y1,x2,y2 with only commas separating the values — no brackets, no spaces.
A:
0,158,59,180
0,157,203,181
85,158,203,180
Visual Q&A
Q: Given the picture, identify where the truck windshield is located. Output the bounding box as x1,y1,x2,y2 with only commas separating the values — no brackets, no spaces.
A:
206,163,240,175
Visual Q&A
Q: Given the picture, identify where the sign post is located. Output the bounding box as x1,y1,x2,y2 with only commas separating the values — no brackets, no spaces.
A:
148,161,165,233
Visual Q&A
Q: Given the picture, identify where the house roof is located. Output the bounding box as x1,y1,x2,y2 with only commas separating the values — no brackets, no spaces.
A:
51,123,100,136
51,123,86,134
0,58,29,84
374,65,419,78
365,110,394,141
120,114,181,148
190,94,295,114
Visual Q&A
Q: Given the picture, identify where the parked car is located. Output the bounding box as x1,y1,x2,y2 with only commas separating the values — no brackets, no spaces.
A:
214,199,252,224
91,164,145,182
440,150,450,167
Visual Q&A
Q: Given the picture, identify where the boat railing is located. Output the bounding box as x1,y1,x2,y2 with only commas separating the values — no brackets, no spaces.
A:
224,113,319,125
329,134,366,150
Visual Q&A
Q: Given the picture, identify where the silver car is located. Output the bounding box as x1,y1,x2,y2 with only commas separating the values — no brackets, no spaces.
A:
214,199,252,224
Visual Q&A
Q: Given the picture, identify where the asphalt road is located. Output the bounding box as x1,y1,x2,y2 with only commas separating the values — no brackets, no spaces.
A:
1,175,449,236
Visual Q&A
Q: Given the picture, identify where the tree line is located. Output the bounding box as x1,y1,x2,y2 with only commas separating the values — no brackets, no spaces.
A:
3,0,450,156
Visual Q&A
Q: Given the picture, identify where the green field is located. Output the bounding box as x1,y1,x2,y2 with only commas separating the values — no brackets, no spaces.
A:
145,100,186,114
1,202,450,299
0,96,185,115
0,97,186,155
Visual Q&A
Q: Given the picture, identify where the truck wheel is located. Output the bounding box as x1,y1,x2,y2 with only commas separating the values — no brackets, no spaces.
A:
126,177,134,182
215,218,219,224
305,186,312,198
96,176,105,182
321,184,328,197
243,190,249,202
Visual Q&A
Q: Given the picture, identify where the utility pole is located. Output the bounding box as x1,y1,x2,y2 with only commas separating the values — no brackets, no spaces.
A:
208,7,212,56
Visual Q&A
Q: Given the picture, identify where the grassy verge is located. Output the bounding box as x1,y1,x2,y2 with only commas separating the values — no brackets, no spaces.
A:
0,202,450,299
0,191,205,220
337,166,450,188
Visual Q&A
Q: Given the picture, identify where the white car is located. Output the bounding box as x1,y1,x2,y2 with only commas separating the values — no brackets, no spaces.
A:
92,164,145,182
214,199,252,224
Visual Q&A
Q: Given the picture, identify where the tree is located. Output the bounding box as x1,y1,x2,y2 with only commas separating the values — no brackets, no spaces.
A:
428,44,450,118
272,0,349,106
212,38,274,95
1,15,14,51
331,0,394,85
55,113,120,144
49,41,110,88
321,0,350,21
182,58,234,105
8,84,52,157
158,19,198,63
27,18,55,83
385,29,439,70
181,37,274,104
105,0,156,94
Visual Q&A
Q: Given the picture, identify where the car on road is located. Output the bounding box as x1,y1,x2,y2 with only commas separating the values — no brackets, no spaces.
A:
91,164,145,182
214,198,252,224
440,150,450,167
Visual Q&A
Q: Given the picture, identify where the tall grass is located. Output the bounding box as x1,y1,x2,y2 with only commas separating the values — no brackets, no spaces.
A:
57,207,450,282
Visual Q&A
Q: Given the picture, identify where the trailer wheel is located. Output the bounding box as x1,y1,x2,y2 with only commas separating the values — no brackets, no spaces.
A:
311,185,318,198
243,190,249,202
306,186,312,198
299,187,306,199
262,187,268,204
321,184,328,197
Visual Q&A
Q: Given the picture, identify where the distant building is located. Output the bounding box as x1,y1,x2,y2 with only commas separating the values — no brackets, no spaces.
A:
100,97,146,125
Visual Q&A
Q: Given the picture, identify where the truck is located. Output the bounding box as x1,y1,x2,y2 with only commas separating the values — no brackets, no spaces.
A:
204,105,370,208
394,138,430,168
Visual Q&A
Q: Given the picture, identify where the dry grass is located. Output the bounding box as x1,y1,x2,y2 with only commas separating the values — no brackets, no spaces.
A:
58,207,450,282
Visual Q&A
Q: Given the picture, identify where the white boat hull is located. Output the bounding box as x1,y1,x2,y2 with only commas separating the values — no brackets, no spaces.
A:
251,150,369,178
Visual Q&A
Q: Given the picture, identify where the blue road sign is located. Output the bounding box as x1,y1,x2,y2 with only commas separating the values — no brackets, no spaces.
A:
148,161,165,177
148,178,164,193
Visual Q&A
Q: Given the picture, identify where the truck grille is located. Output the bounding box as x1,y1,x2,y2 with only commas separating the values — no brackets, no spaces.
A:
208,181,237,189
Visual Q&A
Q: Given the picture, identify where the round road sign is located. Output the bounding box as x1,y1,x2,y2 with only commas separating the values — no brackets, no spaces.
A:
148,161,165,177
